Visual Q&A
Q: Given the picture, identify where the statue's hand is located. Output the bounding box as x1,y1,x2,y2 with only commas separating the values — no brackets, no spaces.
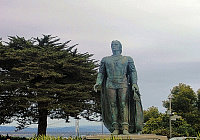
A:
132,83,139,93
93,84,101,92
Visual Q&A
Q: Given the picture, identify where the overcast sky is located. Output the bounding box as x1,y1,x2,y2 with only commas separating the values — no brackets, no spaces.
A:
1,0,200,128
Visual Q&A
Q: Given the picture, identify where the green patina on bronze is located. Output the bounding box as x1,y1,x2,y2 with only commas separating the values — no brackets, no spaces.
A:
94,40,143,134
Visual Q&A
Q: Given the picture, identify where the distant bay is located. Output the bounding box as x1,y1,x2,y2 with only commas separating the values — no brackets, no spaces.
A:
0,126,110,137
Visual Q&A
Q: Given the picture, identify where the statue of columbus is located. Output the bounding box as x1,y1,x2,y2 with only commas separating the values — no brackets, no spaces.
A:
94,40,143,135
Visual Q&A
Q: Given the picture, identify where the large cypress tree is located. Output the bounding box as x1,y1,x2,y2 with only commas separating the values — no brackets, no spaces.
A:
0,35,100,135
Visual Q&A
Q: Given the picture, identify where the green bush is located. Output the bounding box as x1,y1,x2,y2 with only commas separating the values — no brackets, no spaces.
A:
0,135,28,140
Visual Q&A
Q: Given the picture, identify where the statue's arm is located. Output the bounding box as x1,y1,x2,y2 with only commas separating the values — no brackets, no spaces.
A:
94,58,106,92
128,57,139,93
128,57,138,84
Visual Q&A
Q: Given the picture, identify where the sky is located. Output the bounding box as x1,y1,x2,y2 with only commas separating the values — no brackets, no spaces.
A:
1,0,200,128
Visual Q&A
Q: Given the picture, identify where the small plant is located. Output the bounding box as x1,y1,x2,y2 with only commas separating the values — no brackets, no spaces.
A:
29,135,132,140
29,135,86,140
186,132,200,140
197,132,200,140
30,135,67,140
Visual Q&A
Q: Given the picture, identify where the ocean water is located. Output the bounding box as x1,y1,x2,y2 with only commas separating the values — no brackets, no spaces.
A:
0,126,110,138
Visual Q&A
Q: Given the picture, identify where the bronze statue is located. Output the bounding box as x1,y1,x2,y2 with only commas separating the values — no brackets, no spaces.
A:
94,40,143,135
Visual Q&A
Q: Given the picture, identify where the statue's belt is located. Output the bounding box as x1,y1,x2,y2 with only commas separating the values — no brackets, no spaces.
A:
107,77,127,83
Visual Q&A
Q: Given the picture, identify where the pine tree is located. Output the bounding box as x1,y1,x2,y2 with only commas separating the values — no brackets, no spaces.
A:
0,35,100,135
197,89,200,111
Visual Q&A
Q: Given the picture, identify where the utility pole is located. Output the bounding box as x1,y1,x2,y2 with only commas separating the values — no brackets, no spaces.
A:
75,119,79,137
168,93,172,139
101,116,104,134
102,121,104,134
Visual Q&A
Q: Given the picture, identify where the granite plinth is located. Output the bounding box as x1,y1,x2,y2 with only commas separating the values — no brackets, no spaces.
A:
83,134,168,140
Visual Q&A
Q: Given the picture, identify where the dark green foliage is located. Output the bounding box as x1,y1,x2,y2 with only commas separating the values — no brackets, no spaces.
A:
143,106,160,123
142,111,196,137
0,35,100,135
143,83,200,137
197,89,200,111
162,83,200,134
171,83,197,113
163,83,197,113
0,135,28,140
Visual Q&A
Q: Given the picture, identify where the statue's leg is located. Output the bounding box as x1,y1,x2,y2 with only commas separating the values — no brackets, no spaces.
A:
107,88,119,134
118,88,130,135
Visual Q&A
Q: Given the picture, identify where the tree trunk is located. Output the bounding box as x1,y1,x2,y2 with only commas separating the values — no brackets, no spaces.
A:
37,102,48,136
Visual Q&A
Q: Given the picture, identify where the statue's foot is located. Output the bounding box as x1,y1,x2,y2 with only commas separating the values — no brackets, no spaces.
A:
123,130,130,135
112,130,119,135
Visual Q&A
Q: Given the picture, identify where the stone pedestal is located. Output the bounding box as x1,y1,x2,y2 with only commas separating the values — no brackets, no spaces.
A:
83,134,168,140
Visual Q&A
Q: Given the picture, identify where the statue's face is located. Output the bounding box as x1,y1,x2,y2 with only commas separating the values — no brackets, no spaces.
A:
111,41,121,51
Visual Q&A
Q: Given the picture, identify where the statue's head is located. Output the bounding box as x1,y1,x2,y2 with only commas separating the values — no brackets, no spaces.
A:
111,40,122,54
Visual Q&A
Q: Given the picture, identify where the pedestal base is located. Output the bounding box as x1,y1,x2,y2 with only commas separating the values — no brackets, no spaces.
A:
83,134,168,140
